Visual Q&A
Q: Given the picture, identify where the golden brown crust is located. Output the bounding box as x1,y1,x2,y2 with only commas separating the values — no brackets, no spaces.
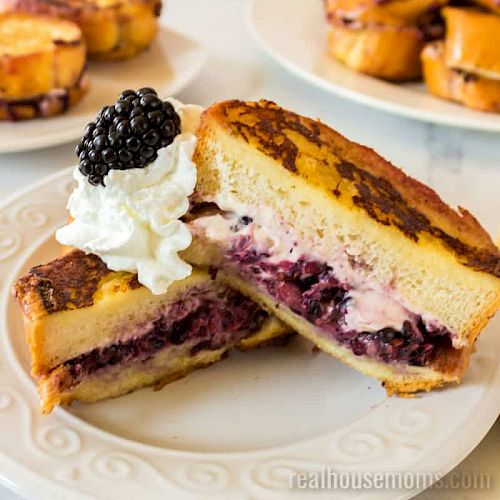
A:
327,23,423,81
473,0,500,14
2,0,161,60
443,7,500,80
324,0,447,82
422,41,500,113
0,72,88,120
1,0,160,19
13,250,120,320
325,0,448,25
199,100,500,277
0,11,87,118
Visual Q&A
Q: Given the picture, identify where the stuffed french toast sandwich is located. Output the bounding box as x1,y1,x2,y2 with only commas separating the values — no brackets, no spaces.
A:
12,89,290,414
185,99,500,395
14,250,288,414
11,90,499,414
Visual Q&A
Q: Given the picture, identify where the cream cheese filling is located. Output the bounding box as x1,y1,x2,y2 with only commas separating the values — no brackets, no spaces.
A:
190,208,440,335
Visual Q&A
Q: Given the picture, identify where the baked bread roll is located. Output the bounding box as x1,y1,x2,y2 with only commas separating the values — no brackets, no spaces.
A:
422,41,500,112
0,12,88,120
184,99,500,395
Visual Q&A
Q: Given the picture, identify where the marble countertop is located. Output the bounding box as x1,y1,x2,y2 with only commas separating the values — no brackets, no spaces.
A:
0,1,498,498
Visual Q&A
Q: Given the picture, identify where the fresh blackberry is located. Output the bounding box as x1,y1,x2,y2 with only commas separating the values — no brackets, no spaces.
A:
75,88,181,186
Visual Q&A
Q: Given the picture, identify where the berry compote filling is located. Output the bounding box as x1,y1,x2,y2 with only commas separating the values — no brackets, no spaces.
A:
63,287,267,384
226,234,452,367
75,88,181,186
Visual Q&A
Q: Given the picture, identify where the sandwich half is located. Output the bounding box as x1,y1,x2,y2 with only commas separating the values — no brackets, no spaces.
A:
13,250,289,413
184,99,500,395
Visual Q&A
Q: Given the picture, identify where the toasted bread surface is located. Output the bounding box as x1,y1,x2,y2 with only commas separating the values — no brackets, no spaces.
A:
1,0,160,60
0,12,87,119
0,73,88,120
325,0,447,26
422,41,500,112
13,250,208,373
14,250,115,321
443,7,500,81
473,0,500,15
196,100,499,274
327,23,423,81
0,12,86,97
13,249,291,376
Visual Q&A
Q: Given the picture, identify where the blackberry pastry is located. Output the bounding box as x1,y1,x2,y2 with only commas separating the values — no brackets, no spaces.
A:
184,99,500,395
0,12,88,121
1,0,161,60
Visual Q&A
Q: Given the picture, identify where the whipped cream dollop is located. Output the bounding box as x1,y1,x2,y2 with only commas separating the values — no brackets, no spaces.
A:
56,99,204,295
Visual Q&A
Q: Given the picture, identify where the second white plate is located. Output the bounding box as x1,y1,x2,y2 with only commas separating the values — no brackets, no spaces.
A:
249,0,500,132
0,26,207,154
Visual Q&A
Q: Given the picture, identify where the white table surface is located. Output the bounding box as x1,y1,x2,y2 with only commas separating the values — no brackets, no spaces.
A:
0,1,498,498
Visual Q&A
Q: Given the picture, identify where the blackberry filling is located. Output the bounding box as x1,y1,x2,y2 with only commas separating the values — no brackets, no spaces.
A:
227,234,451,367
75,88,181,186
64,288,267,384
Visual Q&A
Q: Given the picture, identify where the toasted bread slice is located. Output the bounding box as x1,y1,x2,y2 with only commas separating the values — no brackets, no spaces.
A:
327,22,423,81
184,99,500,395
422,41,500,112
0,12,87,119
13,250,290,413
324,0,447,81
1,0,161,60
443,7,500,81
325,0,448,26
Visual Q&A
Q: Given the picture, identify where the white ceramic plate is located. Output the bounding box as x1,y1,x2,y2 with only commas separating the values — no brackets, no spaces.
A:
248,0,500,132
0,169,499,500
0,27,207,154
